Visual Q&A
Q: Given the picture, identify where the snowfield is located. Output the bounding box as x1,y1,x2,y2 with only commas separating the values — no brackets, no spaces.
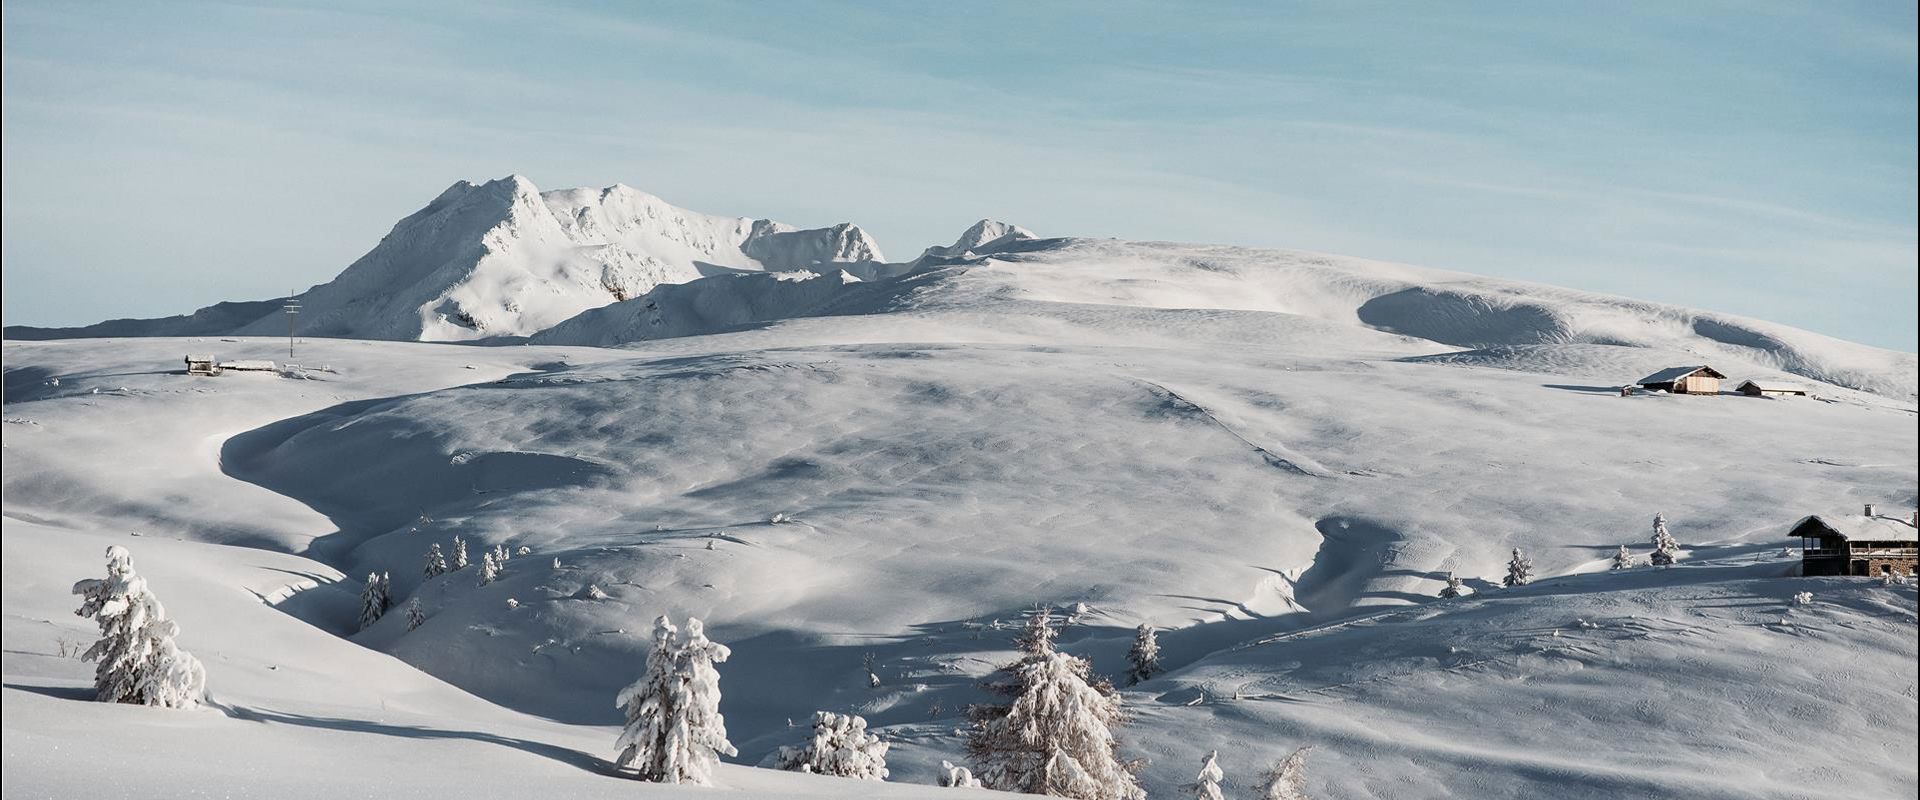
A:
4,179,1916,799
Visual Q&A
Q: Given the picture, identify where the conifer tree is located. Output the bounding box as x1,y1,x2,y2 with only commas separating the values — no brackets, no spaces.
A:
71,546,206,708
614,615,737,784
1611,545,1636,570
1503,548,1534,588
478,551,499,586
965,606,1144,800
405,597,426,631
1194,750,1225,800
358,571,391,630
452,536,469,570
1261,747,1313,800
423,542,447,579
1650,514,1680,566
1438,572,1465,598
1126,624,1160,685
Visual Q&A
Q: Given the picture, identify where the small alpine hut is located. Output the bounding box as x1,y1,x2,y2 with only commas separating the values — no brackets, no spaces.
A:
1637,365,1727,395
184,354,221,376
1793,504,1919,577
1735,379,1809,398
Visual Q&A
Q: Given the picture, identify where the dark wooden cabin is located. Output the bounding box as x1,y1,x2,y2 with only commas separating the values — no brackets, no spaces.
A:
1736,380,1809,397
1795,507,1918,577
1637,365,1728,395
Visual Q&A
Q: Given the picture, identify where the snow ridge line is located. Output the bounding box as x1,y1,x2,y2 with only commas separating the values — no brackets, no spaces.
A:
1130,379,1332,478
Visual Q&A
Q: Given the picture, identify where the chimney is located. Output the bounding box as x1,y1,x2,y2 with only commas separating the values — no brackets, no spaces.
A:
1863,503,1875,517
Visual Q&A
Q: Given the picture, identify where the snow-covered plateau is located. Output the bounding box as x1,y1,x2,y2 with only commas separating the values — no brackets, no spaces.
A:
3,176,1915,799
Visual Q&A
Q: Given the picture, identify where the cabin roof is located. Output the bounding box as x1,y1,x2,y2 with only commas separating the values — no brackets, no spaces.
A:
1791,513,1919,543
1737,379,1807,393
218,359,278,371
1638,365,1727,384
184,354,216,362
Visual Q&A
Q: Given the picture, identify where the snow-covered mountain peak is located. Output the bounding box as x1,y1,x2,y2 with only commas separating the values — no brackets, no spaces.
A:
218,175,890,341
914,219,1037,263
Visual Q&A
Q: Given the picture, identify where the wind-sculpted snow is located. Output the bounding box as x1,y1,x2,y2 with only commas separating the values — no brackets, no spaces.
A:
4,318,1916,796
190,336,1914,771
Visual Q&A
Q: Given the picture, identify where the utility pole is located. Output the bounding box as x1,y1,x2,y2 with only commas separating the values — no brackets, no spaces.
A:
283,291,301,363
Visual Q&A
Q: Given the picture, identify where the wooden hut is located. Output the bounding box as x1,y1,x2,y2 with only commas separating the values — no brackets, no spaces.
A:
184,354,221,376
1735,380,1808,397
1794,507,1918,577
1637,365,1727,395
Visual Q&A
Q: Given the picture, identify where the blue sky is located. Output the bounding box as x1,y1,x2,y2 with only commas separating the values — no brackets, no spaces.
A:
3,1,1915,349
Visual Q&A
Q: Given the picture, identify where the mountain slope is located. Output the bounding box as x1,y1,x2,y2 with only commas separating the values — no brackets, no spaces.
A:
534,235,1916,399
5,331,1914,798
225,176,884,342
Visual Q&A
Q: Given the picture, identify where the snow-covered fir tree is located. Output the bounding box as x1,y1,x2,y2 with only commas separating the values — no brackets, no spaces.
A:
965,606,1144,800
493,543,510,564
478,551,499,586
1261,747,1313,800
70,545,206,708
613,615,737,784
452,536,469,570
404,597,426,631
940,760,983,788
357,571,391,630
1194,750,1225,800
1438,572,1465,598
1503,548,1534,587
423,542,447,579
1126,624,1160,685
771,711,890,780
1611,545,1636,570
1650,513,1680,566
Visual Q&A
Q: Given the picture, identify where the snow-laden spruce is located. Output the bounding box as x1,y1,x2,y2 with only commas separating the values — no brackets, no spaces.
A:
771,711,890,780
1194,750,1225,800
422,542,447,579
478,551,499,586
404,597,426,631
613,615,737,784
1438,571,1465,598
357,571,391,631
1650,513,1680,566
1611,545,1637,571
965,606,1145,800
452,536,469,570
1261,747,1313,800
70,545,207,708
1504,548,1534,588
1126,624,1160,685
940,760,983,788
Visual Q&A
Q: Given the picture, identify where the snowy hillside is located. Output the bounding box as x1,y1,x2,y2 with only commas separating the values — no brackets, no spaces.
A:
4,319,1914,797
535,236,1917,399
8,176,1909,402
3,179,1915,800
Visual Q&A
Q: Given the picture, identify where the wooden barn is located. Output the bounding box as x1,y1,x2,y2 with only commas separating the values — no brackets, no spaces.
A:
1736,380,1808,397
1794,506,1918,577
184,354,221,376
1637,365,1727,395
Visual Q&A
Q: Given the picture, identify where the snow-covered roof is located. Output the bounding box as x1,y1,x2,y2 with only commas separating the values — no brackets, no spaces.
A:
217,359,278,371
1737,380,1807,393
1638,365,1726,384
1792,514,1919,542
184,354,216,362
